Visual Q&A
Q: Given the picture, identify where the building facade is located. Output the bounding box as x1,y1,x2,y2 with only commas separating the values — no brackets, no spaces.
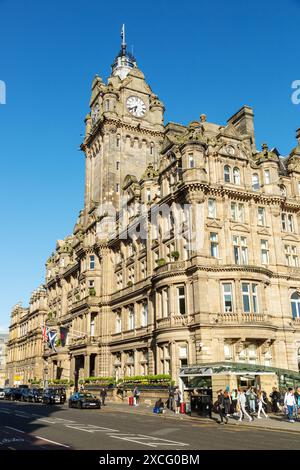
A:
6,289,47,385
6,30,300,393
0,333,8,387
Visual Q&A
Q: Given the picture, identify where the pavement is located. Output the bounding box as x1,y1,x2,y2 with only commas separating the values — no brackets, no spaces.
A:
0,399,300,450
108,399,300,433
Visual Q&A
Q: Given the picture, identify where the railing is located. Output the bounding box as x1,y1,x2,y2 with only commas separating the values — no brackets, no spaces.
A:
155,261,186,275
156,313,195,329
217,312,271,324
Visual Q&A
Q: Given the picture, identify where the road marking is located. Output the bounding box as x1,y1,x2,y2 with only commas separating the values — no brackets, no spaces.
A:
15,412,31,418
0,410,10,414
5,426,25,434
35,436,70,448
65,424,119,433
35,418,57,424
108,433,189,448
1,437,25,443
52,418,75,423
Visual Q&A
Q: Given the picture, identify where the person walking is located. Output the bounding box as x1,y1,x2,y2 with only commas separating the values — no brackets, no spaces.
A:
238,389,253,422
174,387,181,414
133,386,141,406
284,388,296,423
231,389,238,414
216,390,228,424
294,386,300,421
223,390,231,417
257,391,268,419
269,387,281,413
168,386,175,411
100,387,107,406
246,387,256,415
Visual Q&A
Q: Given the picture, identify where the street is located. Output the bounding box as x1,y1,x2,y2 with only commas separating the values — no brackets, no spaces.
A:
0,400,300,450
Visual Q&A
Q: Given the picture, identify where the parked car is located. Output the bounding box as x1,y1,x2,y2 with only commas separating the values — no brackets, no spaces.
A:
42,388,65,405
8,388,23,401
68,392,101,409
0,388,5,399
20,388,31,401
4,387,14,400
27,388,43,403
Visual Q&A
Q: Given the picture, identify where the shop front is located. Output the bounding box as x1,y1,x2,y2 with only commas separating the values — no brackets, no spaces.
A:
179,362,300,413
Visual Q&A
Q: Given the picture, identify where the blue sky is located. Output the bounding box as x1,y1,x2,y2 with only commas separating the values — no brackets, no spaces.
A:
0,0,299,332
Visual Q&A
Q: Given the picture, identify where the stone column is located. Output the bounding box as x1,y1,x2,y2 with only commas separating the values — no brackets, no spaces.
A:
84,354,90,379
70,355,75,382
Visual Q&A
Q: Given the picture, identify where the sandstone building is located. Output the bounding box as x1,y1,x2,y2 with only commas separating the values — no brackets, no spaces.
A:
6,29,300,395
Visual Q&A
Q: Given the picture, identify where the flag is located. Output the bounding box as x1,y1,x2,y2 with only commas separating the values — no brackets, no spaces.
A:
42,325,48,343
48,330,57,350
60,327,68,347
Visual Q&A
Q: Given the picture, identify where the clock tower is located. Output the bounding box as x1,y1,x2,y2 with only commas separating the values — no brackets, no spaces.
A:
81,26,165,213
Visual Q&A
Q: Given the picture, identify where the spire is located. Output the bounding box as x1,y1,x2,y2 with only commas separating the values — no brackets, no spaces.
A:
121,24,126,55
112,24,137,80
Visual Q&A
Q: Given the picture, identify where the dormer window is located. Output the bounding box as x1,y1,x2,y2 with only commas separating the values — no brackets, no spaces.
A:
146,188,151,202
264,169,270,184
89,255,95,270
252,173,260,191
189,154,195,168
224,165,231,183
233,167,240,185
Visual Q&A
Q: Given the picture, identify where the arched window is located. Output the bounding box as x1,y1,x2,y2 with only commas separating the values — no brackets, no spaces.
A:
224,165,231,183
291,292,300,319
252,173,260,191
233,167,240,185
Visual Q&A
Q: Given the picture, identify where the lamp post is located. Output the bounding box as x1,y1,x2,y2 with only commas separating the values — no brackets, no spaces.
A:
43,366,48,390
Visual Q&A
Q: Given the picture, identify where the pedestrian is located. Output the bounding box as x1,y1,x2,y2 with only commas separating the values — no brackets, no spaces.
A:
257,391,268,419
174,387,181,414
168,386,175,411
246,387,256,414
238,389,253,422
269,387,281,413
153,398,164,414
231,389,238,414
223,390,231,416
100,387,107,406
216,390,228,424
294,386,300,421
284,388,296,423
133,386,140,406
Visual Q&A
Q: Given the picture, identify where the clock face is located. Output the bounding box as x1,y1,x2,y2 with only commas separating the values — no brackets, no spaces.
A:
126,96,146,118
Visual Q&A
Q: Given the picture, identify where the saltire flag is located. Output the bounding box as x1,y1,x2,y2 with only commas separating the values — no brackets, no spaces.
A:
42,325,48,343
48,330,57,350
60,327,68,347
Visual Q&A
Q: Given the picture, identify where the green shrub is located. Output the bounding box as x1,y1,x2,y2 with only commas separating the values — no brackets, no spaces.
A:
156,258,166,267
171,251,180,260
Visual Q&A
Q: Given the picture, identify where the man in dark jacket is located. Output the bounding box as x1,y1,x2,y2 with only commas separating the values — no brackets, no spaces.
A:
269,387,280,413
216,390,228,424
100,387,107,406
